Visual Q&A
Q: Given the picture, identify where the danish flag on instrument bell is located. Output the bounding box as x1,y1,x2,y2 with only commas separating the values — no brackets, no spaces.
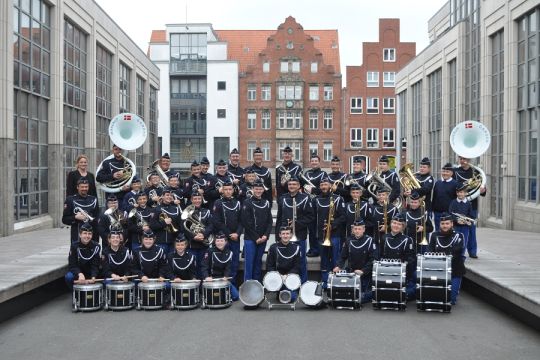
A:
124,114,132,121
465,122,473,129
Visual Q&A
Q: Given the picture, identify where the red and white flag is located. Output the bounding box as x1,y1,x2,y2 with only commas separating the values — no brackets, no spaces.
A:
465,122,473,129
123,114,132,121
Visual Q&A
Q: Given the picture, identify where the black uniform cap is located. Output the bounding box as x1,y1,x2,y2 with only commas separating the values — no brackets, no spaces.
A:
230,148,239,155
77,177,89,185
175,233,187,242
216,159,227,166
352,219,365,226
245,168,255,175
254,147,263,154
253,179,265,188
420,157,431,166
191,160,200,167
376,188,390,194
80,223,93,232
200,157,210,165
107,194,118,202
131,176,141,183
283,146,292,153
161,153,171,160
442,162,454,171
350,184,364,191
392,214,406,223
379,155,389,163
287,175,300,183
410,191,421,200
440,212,454,222
456,183,468,192
331,156,341,162
214,232,227,240
142,230,155,238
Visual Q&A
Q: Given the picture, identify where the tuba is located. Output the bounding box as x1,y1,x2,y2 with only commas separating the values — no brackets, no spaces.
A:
450,121,490,201
399,163,421,195
97,113,147,193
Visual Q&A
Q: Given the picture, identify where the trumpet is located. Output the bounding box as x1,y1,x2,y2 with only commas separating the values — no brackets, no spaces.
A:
74,207,94,222
322,197,334,247
452,212,477,226
418,201,428,246
148,189,161,208
288,197,298,242
181,205,213,246
159,211,179,233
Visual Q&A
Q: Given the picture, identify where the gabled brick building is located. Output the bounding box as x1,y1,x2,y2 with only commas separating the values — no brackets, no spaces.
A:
344,19,415,172
217,16,342,169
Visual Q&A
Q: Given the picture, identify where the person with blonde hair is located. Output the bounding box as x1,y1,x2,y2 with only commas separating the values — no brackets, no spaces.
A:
66,154,97,197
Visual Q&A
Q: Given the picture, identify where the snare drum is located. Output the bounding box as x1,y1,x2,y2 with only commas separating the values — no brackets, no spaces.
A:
171,281,200,310
137,282,165,310
328,273,361,309
239,280,265,308
299,281,324,308
72,283,103,312
263,271,283,292
416,253,452,312
372,260,407,310
202,280,232,309
105,282,135,311
284,274,301,291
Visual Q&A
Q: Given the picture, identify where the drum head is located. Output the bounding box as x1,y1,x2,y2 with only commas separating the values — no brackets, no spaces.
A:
263,271,283,292
171,281,200,290
74,283,102,291
239,280,265,307
284,274,301,291
300,281,323,306
106,282,134,290
203,279,229,289
139,282,165,290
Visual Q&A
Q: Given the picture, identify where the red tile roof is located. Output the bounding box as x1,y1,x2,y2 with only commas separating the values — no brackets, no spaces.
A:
216,29,340,73
148,29,340,73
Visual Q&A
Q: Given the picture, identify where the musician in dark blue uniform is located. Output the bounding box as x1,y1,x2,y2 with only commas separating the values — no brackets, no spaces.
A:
304,154,327,258
449,183,475,254
65,223,101,288
313,177,346,286
159,152,180,179
62,178,99,243
267,226,301,302
245,147,272,204
276,146,303,199
149,188,182,254
403,191,433,254
333,219,377,303
432,163,458,231
370,188,399,247
238,169,257,203
410,157,434,214
275,176,314,283
428,213,466,304
380,214,416,299
126,192,153,252
372,155,401,204
228,148,244,190
131,230,168,282
241,180,272,282
167,173,185,210
167,234,197,281
184,192,214,279
145,172,164,208
97,194,127,248
96,144,130,203
453,156,486,258
121,176,142,212
200,157,220,209
201,233,239,301
345,184,372,238
328,156,348,201
102,229,131,281
347,157,368,200
212,181,243,285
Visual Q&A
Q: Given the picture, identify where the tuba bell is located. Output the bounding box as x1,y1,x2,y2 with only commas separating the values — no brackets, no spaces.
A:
96,113,147,193
450,121,490,201
181,205,213,246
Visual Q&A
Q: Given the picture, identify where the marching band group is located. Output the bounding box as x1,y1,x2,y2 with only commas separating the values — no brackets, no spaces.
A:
62,140,486,310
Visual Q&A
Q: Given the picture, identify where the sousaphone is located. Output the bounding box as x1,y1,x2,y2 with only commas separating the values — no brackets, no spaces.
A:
96,113,148,193
450,120,490,201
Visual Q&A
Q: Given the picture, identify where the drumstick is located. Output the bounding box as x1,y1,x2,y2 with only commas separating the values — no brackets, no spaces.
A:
203,277,232,282
106,275,139,281
172,279,201,283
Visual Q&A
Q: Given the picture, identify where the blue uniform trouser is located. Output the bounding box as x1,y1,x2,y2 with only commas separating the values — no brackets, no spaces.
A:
451,276,462,304
467,209,478,256
190,248,207,279
243,239,266,281
297,238,308,283
454,224,470,257
279,284,298,302
228,239,241,285
230,282,239,301
308,222,320,255
361,276,372,303
65,272,76,289
320,236,341,286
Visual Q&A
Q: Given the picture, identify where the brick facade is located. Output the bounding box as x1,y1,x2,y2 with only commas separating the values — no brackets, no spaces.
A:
344,19,415,172
219,17,342,169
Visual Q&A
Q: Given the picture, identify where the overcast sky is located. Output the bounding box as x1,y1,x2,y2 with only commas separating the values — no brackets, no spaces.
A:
96,0,447,77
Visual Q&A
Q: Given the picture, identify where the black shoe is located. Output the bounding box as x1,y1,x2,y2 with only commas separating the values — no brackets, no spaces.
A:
470,255,478,259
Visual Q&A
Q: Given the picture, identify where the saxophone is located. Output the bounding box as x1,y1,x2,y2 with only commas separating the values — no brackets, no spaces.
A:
322,197,334,247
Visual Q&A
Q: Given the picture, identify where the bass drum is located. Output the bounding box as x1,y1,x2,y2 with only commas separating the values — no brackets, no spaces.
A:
372,260,406,311
239,280,265,308
416,253,452,312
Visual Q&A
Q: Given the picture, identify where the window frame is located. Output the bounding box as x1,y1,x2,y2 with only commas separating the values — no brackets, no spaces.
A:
367,71,379,87
366,128,379,148
366,97,379,114
383,128,395,149
350,128,363,148
350,97,362,114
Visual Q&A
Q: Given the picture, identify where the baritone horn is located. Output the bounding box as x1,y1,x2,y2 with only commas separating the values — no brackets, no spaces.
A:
450,121,490,201
96,113,147,193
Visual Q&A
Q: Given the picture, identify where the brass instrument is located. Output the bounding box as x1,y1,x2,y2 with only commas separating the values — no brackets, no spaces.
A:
330,180,344,194
418,201,428,245
278,164,291,186
159,211,179,233
450,120,490,201
354,200,360,222
96,154,135,192
382,200,388,235
191,183,208,204
254,174,270,191
147,159,169,188
344,174,359,187
74,207,95,222
104,207,125,230
127,198,138,218
322,197,334,247
299,172,317,197
148,189,161,208
288,197,298,242
399,163,422,194
365,167,392,198
452,212,477,226
181,205,214,246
